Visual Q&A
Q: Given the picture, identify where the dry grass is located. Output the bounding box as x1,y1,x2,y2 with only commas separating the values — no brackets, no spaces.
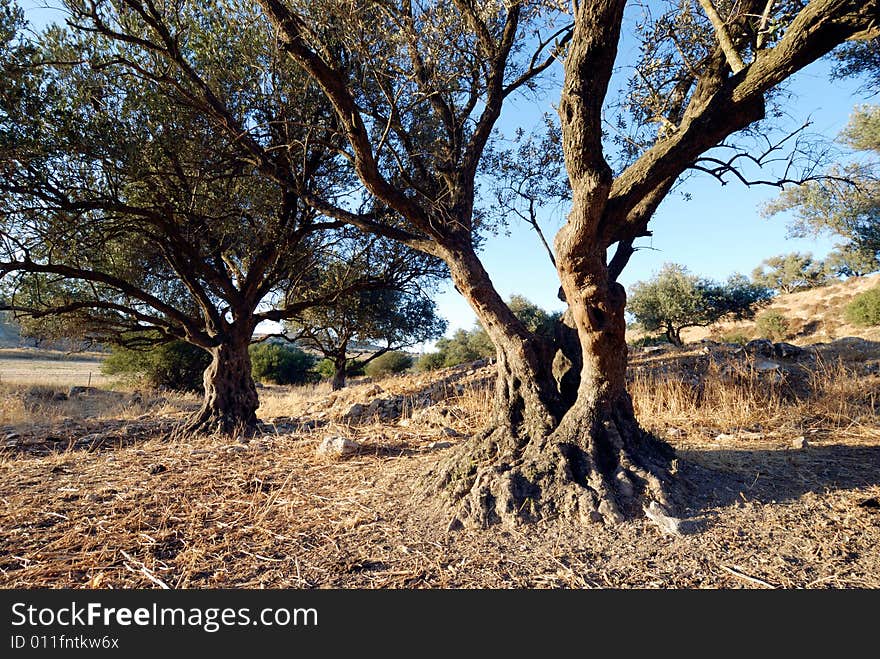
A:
1,347,879,589
631,352,879,440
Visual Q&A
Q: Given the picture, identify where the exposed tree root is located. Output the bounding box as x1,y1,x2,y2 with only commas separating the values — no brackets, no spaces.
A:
170,405,259,441
430,407,681,531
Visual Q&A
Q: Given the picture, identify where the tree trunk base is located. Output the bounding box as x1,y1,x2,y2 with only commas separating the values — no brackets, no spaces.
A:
430,407,681,529
173,404,260,440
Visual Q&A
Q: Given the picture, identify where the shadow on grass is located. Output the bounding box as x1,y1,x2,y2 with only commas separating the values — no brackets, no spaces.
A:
674,443,880,531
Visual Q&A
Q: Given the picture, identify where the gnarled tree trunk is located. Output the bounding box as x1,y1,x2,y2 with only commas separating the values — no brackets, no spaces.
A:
432,247,678,528
184,334,259,435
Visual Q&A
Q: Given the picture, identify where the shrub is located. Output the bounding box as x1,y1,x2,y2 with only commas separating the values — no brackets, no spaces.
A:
249,343,316,385
315,357,365,380
844,287,880,327
755,310,790,341
364,351,414,377
416,351,446,372
102,340,211,392
716,330,751,346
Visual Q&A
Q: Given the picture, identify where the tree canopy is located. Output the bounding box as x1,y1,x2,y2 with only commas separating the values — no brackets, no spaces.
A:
751,252,830,294
629,263,771,345
764,105,880,278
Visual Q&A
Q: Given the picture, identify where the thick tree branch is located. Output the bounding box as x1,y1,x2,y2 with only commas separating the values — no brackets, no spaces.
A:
697,0,746,73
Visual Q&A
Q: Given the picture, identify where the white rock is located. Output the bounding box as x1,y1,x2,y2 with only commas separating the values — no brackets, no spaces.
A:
316,436,360,457
754,359,781,372
791,436,808,449
428,441,453,450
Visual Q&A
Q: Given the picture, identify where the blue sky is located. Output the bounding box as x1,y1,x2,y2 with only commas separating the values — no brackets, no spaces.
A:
15,1,873,344
436,44,871,336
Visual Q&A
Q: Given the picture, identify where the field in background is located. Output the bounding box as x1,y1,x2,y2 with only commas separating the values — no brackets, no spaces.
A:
0,348,107,387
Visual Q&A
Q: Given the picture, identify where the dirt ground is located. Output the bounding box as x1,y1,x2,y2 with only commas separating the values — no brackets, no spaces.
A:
1,341,879,589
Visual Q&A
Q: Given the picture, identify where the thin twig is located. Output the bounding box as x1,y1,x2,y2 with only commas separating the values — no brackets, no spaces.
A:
721,564,777,588
120,549,171,589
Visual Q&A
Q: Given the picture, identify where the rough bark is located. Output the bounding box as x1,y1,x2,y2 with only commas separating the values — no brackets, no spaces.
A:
182,336,259,435
431,245,679,528
331,354,348,391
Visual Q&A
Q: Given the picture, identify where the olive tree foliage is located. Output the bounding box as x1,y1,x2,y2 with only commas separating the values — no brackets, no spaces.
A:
0,0,413,433
764,105,880,278
253,0,878,528
285,243,447,389
628,263,771,346
750,252,830,293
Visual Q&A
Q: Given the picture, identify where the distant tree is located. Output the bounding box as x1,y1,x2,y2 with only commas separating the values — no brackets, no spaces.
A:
629,264,771,346
286,260,446,389
825,244,880,278
765,106,880,276
751,253,830,294
363,351,414,378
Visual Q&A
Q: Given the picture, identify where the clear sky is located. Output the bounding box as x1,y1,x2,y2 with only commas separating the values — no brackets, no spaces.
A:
15,1,874,345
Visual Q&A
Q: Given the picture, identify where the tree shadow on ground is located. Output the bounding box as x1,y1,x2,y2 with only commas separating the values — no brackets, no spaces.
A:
674,442,880,531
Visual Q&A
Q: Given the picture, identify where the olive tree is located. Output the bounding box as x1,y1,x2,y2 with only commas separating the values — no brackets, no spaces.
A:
254,0,879,527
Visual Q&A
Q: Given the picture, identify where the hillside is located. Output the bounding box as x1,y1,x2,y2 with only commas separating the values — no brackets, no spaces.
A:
681,273,880,345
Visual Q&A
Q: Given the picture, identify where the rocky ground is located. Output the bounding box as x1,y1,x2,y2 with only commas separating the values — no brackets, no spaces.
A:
1,338,879,588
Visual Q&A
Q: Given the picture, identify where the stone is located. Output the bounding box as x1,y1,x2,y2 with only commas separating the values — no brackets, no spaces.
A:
441,426,465,438
148,464,167,475
642,346,666,354
428,441,453,450
773,342,804,360
744,339,775,358
791,436,808,449
75,434,104,447
753,359,781,372
346,403,366,419
316,436,360,458
715,433,737,441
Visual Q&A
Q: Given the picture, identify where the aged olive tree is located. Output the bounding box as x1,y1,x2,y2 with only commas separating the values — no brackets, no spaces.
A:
254,0,879,527
0,1,415,433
